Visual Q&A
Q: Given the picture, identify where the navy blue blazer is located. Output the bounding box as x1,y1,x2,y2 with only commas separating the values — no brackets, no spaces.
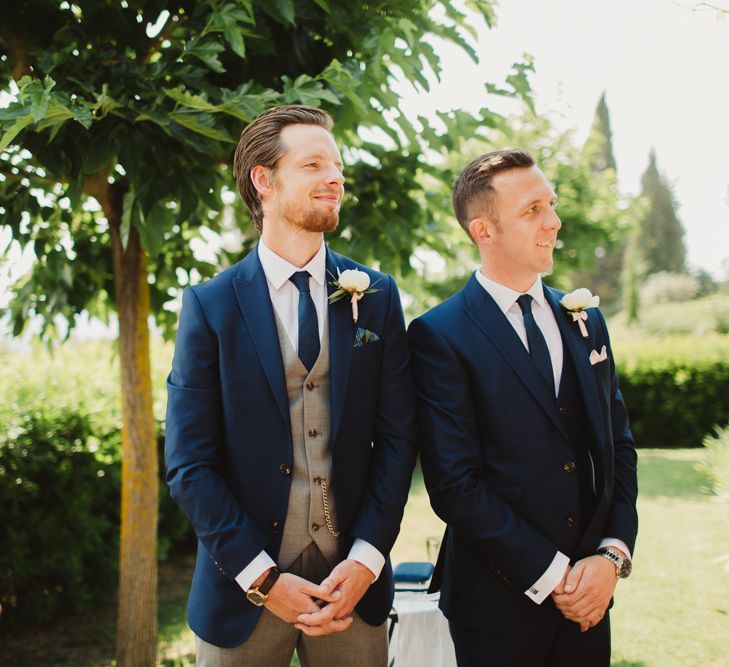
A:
408,275,638,630
165,245,417,648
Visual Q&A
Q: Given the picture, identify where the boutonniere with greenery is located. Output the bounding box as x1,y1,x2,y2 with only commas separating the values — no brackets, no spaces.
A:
328,268,381,323
561,288,600,338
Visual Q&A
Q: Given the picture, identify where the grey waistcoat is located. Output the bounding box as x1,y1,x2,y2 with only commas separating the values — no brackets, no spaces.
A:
274,312,339,570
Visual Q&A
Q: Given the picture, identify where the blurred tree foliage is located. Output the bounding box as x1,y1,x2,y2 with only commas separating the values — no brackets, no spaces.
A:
634,149,687,277
571,92,625,311
0,1,506,663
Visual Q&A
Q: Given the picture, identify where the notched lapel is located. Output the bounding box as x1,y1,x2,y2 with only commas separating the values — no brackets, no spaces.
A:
463,277,567,439
231,249,290,433
326,249,354,442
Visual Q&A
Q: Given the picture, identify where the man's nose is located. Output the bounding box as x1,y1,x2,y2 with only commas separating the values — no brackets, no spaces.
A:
546,208,561,230
327,165,345,185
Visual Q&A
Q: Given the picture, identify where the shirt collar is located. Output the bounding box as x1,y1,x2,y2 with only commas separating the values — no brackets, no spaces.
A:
474,270,546,314
258,240,327,290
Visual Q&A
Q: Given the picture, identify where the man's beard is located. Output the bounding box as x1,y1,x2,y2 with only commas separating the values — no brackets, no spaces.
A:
282,199,339,233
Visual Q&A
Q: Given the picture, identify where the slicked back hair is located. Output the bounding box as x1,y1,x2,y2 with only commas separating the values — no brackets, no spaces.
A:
452,149,535,239
233,105,334,232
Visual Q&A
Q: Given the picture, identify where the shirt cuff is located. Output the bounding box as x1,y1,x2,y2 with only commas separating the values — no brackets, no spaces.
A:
524,551,570,605
599,538,632,561
234,551,277,592
348,538,385,582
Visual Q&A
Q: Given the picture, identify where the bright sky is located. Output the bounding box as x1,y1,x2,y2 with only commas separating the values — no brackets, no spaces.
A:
399,0,729,277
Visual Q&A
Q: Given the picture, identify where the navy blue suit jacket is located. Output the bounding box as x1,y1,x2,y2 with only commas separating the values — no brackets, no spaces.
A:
165,245,417,648
408,276,638,630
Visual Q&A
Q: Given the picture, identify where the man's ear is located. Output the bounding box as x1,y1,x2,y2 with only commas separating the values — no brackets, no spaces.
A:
468,216,498,246
250,165,273,197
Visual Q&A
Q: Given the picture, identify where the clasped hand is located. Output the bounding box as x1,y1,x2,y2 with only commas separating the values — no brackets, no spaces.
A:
264,560,373,637
551,555,618,632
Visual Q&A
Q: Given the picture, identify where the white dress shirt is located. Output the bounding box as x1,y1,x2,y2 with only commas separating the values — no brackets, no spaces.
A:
235,241,384,592
474,270,631,604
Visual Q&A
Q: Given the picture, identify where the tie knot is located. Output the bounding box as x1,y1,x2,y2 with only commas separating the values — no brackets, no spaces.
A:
289,271,311,293
516,294,533,315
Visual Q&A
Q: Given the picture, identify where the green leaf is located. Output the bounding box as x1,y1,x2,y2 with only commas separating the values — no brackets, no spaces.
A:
164,87,218,112
30,76,56,123
223,23,246,58
0,114,34,151
169,112,235,143
185,37,226,73
137,203,169,257
272,0,295,25
312,0,332,13
281,75,340,107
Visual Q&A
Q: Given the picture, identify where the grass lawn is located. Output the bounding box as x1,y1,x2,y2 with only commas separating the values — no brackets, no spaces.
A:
1,449,727,666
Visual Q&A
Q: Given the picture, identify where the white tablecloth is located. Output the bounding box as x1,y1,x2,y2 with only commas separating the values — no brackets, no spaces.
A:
388,591,457,667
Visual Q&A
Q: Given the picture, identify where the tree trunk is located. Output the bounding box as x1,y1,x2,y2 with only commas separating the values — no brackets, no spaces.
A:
107,184,159,666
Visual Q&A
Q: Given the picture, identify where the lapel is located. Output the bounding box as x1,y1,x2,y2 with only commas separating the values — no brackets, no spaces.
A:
325,247,355,442
231,247,290,432
543,286,607,449
462,275,568,439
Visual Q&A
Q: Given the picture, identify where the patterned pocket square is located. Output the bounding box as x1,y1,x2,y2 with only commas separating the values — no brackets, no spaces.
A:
354,327,381,348
589,345,608,365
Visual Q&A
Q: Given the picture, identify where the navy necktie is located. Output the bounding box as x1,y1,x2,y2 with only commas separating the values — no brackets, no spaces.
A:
289,271,320,371
517,294,555,395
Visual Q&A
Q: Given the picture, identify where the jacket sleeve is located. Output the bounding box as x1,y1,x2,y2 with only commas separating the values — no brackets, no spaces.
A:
408,315,560,592
348,275,418,556
165,286,270,579
596,309,639,554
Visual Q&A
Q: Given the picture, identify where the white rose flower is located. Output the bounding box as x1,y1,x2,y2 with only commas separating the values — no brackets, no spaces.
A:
337,269,370,293
561,287,600,311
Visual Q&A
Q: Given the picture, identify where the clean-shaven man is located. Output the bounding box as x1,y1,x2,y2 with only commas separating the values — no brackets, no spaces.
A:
408,149,638,666
165,105,417,666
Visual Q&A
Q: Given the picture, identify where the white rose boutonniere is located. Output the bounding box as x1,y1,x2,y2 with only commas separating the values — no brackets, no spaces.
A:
328,268,380,323
560,288,600,338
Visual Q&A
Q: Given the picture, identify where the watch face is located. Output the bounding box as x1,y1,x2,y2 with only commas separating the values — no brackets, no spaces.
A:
246,589,267,606
620,558,632,578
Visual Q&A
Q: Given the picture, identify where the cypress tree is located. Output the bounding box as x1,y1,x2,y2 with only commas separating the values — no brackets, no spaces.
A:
572,93,623,309
635,150,687,275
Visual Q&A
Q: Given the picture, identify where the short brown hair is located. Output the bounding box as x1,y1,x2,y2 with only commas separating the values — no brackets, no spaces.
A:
452,148,535,237
233,105,334,232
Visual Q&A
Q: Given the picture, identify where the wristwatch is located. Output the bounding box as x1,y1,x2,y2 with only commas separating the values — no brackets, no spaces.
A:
246,567,281,606
596,547,632,578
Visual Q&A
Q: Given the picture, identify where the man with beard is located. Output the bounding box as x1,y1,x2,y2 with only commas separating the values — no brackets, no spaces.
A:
165,105,417,666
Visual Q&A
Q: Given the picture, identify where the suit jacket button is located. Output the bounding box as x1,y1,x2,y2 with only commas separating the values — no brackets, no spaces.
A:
566,516,577,528
306,381,315,391
559,405,567,416
272,521,282,533
280,463,292,476
311,523,320,531
563,461,576,473
308,428,318,438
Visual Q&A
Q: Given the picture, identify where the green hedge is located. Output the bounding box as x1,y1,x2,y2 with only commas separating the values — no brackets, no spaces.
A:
0,345,192,634
614,334,729,449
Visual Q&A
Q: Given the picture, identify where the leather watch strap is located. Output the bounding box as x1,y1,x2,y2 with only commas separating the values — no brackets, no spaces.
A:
257,566,281,596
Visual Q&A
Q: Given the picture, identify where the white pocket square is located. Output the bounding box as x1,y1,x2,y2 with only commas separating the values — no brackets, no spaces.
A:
589,345,608,365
